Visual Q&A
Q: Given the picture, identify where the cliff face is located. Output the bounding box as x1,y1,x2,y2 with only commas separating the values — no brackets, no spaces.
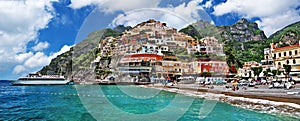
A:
39,29,121,81
180,18,267,42
220,18,267,42
179,18,268,70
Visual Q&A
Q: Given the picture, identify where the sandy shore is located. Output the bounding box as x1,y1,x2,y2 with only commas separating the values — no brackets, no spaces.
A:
141,83,300,118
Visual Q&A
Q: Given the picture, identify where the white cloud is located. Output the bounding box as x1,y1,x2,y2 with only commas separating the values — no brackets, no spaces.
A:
100,0,161,13
69,0,161,13
13,45,72,74
255,11,300,37
24,52,50,69
15,52,33,63
49,45,73,59
32,41,50,51
0,0,57,73
70,0,212,29
213,0,300,36
13,65,26,74
111,0,211,30
202,0,213,8
68,0,101,9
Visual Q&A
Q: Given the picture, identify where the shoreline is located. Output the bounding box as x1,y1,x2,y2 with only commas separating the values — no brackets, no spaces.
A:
141,83,300,118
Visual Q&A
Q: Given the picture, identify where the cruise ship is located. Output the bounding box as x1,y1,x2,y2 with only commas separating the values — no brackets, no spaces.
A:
12,73,71,85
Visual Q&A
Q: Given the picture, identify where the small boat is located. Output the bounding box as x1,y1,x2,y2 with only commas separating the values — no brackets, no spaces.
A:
11,73,70,85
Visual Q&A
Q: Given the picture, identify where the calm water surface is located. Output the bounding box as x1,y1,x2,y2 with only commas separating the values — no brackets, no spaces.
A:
0,80,299,121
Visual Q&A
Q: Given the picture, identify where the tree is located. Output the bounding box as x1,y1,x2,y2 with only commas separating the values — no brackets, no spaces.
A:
263,68,271,79
251,66,263,80
283,64,292,81
271,69,282,81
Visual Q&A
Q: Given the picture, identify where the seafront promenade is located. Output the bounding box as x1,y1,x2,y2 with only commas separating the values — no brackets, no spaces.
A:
148,83,300,104
142,83,300,117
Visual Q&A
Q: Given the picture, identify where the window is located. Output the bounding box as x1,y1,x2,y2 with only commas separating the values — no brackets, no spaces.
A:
289,51,292,56
273,54,276,59
293,59,296,64
278,62,281,66
286,60,289,64
284,52,286,56
295,50,298,55
278,53,281,57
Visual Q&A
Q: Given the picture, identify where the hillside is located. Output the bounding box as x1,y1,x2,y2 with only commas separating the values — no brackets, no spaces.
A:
40,19,300,80
39,28,121,80
267,21,300,48
179,18,268,70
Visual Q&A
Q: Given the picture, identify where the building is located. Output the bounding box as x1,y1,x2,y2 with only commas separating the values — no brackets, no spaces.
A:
237,61,261,78
271,43,300,68
260,48,274,68
270,41,300,81
117,53,163,78
193,60,229,76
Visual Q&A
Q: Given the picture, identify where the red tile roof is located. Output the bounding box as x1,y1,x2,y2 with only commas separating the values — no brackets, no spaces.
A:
124,53,163,60
274,44,299,51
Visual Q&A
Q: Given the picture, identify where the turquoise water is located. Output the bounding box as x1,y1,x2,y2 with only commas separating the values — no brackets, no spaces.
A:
0,80,299,121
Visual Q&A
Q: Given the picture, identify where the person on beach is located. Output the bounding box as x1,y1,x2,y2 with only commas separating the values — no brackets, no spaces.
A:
232,80,238,91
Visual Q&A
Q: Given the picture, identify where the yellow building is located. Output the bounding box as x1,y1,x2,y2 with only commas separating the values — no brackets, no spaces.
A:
271,42,300,81
271,43,300,68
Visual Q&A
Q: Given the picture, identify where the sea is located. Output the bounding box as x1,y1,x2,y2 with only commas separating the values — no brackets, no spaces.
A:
0,80,299,121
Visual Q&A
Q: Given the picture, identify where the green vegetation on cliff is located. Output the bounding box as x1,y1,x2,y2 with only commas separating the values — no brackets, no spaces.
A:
267,21,300,47
39,28,121,79
179,19,268,70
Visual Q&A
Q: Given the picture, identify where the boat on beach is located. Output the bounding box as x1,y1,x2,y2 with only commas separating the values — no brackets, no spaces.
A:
11,73,71,85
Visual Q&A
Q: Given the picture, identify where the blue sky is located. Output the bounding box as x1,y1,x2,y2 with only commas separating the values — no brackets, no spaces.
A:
0,0,299,79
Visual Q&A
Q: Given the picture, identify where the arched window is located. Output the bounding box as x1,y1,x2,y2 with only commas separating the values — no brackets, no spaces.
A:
293,59,296,64
278,62,281,66
286,60,289,64
289,51,292,56
284,52,286,56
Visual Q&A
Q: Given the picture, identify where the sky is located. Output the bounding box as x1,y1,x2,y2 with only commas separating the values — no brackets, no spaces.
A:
0,0,299,80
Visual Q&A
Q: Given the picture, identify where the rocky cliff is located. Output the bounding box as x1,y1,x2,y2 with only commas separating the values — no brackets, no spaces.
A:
179,18,268,70
39,28,121,82
220,18,266,42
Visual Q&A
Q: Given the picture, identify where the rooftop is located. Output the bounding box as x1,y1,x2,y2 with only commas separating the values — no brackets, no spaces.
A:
274,43,299,51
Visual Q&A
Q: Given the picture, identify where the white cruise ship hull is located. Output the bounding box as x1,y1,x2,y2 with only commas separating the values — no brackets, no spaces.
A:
12,80,70,85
